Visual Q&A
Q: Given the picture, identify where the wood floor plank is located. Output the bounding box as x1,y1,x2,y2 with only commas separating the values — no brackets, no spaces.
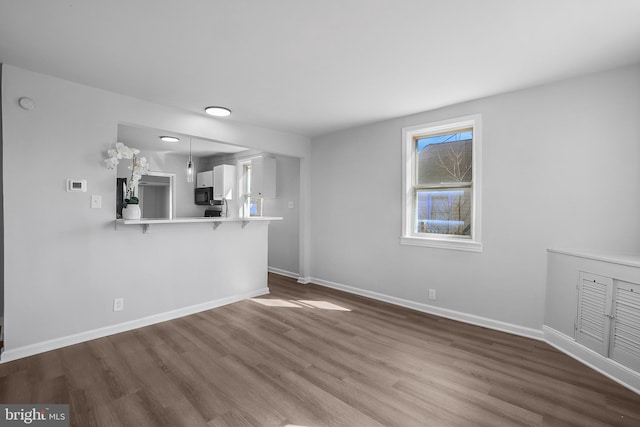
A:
1,273,640,426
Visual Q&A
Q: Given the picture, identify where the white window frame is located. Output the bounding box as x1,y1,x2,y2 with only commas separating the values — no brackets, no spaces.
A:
401,114,482,252
239,158,263,218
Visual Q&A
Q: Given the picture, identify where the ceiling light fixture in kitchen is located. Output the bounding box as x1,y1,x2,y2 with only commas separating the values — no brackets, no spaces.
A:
160,136,180,143
204,106,232,117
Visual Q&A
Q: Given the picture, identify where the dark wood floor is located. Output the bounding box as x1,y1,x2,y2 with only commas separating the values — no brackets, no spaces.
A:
1,273,640,426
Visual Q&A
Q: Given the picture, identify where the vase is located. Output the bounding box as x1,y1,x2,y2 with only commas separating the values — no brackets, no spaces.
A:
122,204,141,220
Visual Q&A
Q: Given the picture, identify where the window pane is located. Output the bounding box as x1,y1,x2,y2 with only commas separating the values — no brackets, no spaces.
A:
416,130,472,185
250,197,263,217
416,188,471,236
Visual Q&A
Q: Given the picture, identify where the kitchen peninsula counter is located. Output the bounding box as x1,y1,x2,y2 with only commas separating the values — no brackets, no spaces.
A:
116,216,282,233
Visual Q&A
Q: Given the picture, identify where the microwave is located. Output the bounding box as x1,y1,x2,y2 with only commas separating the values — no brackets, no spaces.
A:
195,187,214,205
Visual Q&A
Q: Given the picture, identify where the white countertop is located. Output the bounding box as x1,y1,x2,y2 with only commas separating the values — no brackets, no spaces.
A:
116,216,283,233
119,216,282,225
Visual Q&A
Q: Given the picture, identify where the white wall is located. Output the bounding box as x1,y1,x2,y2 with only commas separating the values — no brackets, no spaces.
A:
263,155,301,276
1,65,310,357
310,64,640,332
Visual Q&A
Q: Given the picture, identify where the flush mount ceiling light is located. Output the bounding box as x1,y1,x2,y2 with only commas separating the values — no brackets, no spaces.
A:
159,136,180,143
204,106,232,117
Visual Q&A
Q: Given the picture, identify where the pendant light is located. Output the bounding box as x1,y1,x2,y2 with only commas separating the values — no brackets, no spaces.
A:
186,137,194,183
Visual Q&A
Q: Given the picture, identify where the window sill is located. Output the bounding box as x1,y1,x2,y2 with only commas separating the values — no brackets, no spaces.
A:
400,236,482,253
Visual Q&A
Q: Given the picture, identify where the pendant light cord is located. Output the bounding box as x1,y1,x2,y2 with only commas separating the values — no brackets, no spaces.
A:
187,137,194,183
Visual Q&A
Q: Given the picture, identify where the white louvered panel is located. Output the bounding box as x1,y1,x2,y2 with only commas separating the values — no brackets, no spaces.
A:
580,283,606,339
576,272,613,356
610,281,640,372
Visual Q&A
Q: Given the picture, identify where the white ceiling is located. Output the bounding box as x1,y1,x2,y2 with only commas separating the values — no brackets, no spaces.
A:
117,124,249,157
2,0,640,138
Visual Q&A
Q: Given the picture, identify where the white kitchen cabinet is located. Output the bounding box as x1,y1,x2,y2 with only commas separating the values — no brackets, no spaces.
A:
196,170,213,188
251,156,276,199
213,164,236,200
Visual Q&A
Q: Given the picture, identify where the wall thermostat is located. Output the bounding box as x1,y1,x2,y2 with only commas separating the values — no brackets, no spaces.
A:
67,179,87,192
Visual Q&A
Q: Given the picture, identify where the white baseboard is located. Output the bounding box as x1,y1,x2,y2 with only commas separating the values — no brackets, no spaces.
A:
0,287,269,363
310,277,544,341
297,277,311,284
543,326,640,395
267,266,299,280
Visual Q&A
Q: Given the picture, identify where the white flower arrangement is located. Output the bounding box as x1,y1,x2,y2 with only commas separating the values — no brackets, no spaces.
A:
105,142,150,202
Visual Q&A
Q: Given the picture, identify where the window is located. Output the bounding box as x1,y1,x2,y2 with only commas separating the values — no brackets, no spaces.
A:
242,161,263,217
401,115,482,252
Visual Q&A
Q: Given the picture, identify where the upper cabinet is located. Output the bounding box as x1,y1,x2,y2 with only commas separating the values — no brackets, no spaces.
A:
213,164,236,200
196,170,213,188
251,156,276,199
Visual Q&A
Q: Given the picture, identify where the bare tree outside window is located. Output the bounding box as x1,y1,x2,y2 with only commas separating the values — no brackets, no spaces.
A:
435,144,472,182
415,130,472,236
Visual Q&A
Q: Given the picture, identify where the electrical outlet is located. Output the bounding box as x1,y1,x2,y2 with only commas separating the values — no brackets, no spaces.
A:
428,289,436,300
113,297,124,312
